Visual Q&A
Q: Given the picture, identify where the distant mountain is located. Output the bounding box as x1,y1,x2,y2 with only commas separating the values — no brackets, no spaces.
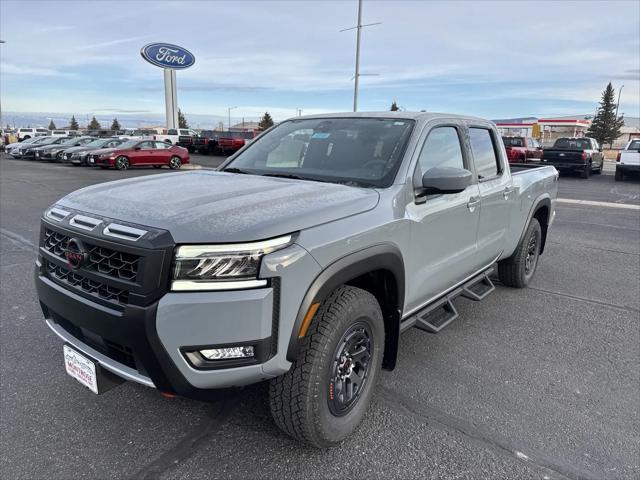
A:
1,111,232,130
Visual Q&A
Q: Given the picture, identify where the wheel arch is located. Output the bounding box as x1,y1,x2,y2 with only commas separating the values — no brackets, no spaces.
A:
287,244,405,371
519,196,551,255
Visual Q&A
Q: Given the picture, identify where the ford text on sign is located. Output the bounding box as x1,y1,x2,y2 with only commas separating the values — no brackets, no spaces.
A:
140,43,195,70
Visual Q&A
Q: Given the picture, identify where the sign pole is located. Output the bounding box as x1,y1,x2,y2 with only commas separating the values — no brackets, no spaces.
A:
164,68,179,129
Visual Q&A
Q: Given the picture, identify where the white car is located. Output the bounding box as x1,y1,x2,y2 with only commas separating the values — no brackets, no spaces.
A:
17,127,49,141
616,139,640,181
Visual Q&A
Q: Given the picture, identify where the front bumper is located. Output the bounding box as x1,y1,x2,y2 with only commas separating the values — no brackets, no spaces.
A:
35,219,321,398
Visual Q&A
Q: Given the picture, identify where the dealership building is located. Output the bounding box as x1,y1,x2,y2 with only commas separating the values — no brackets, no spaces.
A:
495,115,640,147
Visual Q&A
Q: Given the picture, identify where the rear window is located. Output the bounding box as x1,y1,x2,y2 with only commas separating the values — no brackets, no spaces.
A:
502,136,524,147
628,140,640,150
553,138,591,150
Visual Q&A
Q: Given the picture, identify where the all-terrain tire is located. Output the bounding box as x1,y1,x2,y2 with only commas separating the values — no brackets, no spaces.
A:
498,218,542,288
269,285,384,448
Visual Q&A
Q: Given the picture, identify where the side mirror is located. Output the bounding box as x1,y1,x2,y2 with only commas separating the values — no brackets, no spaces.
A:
134,146,141,151
421,167,472,195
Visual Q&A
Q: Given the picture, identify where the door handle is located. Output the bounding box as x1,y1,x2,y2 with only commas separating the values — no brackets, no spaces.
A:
503,187,513,200
467,197,480,212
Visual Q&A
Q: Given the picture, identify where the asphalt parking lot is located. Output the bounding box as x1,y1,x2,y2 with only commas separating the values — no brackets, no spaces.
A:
1,155,638,479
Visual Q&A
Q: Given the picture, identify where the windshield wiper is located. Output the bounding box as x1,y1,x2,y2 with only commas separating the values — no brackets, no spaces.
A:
261,173,304,180
222,167,251,174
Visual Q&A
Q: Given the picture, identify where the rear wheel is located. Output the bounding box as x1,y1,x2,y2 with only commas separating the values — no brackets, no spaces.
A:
615,169,623,181
269,285,384,448
498,218,542,288
580,162,591,179
169,156,182,169
114,156,129,170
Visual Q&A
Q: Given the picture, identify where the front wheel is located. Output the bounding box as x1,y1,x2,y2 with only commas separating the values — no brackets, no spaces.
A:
498,218,542,288
168,156,182,169
269,285,384,448
114,156,129,170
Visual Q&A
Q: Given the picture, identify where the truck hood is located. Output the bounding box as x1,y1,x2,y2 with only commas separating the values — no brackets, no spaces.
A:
58,171,380,243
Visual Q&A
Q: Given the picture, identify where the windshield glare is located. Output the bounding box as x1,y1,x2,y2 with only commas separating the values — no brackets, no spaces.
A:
224,118,415,187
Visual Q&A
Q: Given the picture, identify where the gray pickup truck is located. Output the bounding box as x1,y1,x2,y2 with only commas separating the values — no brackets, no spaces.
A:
35,112,558,447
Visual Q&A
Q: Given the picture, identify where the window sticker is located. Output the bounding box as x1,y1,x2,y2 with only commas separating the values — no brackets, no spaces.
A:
311,132,331,139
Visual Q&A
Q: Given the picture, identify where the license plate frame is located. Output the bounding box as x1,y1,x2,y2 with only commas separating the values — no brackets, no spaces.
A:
63,344,99,394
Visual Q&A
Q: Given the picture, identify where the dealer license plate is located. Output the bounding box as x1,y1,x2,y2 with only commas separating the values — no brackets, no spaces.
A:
63,344,98,394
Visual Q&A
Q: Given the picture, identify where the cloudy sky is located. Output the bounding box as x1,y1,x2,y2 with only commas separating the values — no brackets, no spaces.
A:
1,0,639,123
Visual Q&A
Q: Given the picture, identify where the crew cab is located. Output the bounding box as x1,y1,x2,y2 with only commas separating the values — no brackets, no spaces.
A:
502,136,543,163
85,139,190,170
542,137,604,178
35,112,557,448
616,138,640,181
153,128,198,146
16,127,49,141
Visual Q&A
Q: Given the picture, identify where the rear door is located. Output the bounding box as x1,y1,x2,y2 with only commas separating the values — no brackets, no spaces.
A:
154,141,173,164
405,122,481,313
467,125,512,263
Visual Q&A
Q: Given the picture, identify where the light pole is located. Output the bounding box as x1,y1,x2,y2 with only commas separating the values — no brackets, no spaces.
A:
228,106,238,132
340,0,380,112
615,84,624,119
0,40,5,128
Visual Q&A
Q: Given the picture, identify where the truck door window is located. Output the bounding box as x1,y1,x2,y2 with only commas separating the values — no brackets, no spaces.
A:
469,128,501,179
417,127,464,175
168,129,178,136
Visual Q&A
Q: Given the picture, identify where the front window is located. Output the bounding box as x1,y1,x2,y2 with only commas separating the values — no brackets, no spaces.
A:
223,117,414,187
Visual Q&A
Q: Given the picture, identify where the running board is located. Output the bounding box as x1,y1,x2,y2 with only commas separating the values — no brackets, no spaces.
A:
415,297,458,333
461,273,495,301
400,267,496,334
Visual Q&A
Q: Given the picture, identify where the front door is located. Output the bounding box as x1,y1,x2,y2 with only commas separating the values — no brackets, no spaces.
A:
135,141,156,165
405,123,481,314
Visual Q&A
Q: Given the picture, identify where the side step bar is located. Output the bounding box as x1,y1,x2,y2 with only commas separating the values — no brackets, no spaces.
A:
400,268,495,334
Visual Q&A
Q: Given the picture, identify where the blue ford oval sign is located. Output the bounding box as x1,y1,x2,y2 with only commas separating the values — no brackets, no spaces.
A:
140,43,195,70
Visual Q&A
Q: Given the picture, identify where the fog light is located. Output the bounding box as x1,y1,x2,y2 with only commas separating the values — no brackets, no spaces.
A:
199,346,254,360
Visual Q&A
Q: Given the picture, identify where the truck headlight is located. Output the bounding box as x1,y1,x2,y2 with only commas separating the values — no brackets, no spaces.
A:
171,234,293,291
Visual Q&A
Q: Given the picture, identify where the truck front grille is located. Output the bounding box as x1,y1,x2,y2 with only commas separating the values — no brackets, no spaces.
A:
46,262,129,305
44,228,140,281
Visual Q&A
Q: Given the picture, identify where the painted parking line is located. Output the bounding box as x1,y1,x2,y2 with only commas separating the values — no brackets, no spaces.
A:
557,198,640,210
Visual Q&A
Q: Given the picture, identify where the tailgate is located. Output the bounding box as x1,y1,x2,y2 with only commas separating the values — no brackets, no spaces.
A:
619,151,640,165
543,149,585,163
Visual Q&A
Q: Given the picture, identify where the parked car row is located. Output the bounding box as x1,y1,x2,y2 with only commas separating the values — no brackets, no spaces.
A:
5,135,190,170
501,135,608,180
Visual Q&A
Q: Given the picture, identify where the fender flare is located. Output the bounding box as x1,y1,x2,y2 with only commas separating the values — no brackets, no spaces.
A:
286,244,405,365
515,195,552,255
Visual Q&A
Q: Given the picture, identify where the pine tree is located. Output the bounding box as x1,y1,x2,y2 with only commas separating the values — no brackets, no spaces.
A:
178,109,188,128
258,112,274,130
586,82,625,147
88,116,101,130
110,118,121,131
69,115,79,130
390,101,399,111
48,120,57,130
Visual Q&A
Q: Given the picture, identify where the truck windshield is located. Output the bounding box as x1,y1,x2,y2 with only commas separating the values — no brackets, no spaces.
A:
224,118,415,187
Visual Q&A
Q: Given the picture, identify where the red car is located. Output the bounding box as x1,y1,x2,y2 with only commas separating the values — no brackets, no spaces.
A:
502,136,543,163
86,139,190,170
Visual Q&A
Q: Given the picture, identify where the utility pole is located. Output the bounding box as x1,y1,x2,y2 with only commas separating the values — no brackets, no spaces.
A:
340,0,380,112
228,106,237,132
615,84,624,119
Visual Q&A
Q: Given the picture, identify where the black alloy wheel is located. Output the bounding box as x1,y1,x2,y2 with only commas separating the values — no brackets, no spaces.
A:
328,322,373,416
